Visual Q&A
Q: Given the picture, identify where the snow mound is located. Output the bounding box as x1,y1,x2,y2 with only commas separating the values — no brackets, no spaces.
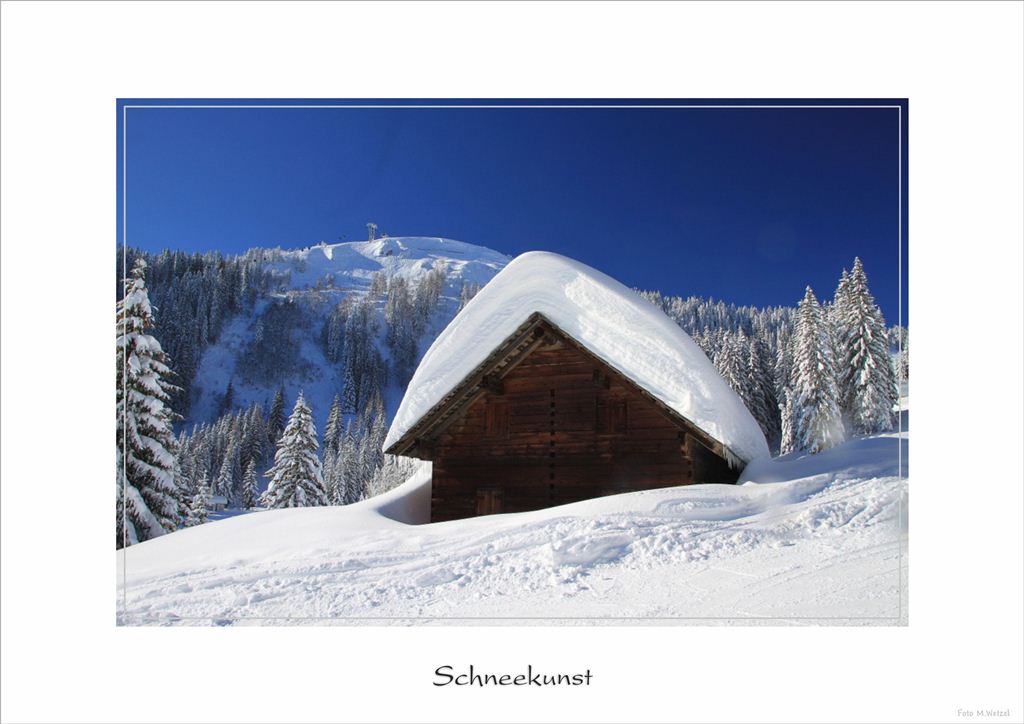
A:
119,466,433,584
117,430,906,624
385,251,770,464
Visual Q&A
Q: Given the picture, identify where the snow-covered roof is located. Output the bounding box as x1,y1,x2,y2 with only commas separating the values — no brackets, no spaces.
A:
385,251,770,464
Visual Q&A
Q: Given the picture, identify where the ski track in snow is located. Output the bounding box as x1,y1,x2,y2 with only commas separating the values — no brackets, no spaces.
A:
118,432,907,626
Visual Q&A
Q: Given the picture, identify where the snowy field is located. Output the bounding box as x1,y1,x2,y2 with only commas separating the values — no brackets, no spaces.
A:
117,421,908,626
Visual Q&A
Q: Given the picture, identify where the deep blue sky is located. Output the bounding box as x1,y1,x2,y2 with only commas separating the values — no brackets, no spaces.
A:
119,100,907,323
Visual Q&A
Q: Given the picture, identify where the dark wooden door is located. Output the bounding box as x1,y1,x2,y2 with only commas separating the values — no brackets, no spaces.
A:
476,487,503,516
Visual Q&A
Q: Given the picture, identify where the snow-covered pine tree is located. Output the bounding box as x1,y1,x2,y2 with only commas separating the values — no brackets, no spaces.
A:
354,433,373,501
779,388,796,455
240,403,266,469
825,270,849,379
268,386,286,446
366,455,422,498
791,286,845,454
116,259,185,547
457,281,481,312
324,301,348,363
830,269,851,331
323,447,345,505
369,270,388,298
173,430,193,502
340,307,369,413
338,420,358,504
221,380,235,415
116,454,127,546
774,329,794,398
693,328,712,358
322,447,336,504
189,426,212,487
215,425,242,502
834,258,898,435
358,392,388,486
334,451,351,505
261,392,327,508
368,409,388,474
324,394,344,453
384,276,420,384
746,335,780,445
714,331,748,398
209,415,228,470
899,328,909,384
115,247,271,416
358,351,387,414
186,472,210,527
414,265,446,321
240,458,260,509
341,360,358,414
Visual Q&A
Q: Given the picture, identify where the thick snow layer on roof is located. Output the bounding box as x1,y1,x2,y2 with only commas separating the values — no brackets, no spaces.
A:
385,251,770,463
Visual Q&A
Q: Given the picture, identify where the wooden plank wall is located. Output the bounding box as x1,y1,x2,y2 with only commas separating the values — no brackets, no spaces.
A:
430,338,734,522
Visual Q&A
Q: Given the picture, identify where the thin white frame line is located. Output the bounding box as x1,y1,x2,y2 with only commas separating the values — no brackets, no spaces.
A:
121,102,128,618
122,104,903,109
120,615,906,622
118,101,907,624
898,104,904,624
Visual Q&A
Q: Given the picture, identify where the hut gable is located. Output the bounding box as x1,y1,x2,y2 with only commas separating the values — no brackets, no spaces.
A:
384,252,769,521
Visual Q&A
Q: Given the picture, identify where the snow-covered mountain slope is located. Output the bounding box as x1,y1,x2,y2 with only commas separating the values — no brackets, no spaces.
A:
118,426,907,625
185,237,509,427
269,237,509,292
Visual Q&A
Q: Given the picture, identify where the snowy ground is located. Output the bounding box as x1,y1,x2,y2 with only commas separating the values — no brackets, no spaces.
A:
117,418,908,626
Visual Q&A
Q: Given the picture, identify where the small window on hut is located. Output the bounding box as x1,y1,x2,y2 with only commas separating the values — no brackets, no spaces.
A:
484,399,509,437
596,399,627,434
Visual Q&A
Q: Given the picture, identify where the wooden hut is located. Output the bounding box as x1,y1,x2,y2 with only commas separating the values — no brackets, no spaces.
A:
384,252,768,522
